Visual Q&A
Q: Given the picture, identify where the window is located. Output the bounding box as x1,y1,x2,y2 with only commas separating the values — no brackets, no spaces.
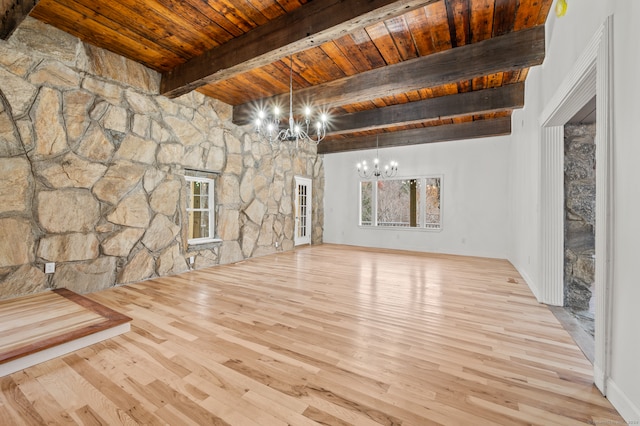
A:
185,175,216,244
360,181,373,226
359,176,441,230
377,179,419,227
424,177,441,229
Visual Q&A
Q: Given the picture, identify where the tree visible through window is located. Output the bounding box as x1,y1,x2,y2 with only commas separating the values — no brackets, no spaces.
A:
360,176,441,229
377,179,419,227
360,181,373,226
425,177,441,229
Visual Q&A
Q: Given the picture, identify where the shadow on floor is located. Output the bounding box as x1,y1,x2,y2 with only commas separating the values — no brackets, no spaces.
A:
549,306,594,363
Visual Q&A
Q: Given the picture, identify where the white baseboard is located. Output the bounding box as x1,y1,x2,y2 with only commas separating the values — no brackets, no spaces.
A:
0,323,130,377
606,377,640,423
511,263,542,303
593,364,606,394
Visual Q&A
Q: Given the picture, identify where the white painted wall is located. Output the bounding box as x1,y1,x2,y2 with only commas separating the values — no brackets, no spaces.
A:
508,0,640,421
323,136,510,259
324,1,639,419
507,75,543,292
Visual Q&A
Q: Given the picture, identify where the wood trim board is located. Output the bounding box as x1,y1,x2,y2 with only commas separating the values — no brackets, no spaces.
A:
0,288,131,375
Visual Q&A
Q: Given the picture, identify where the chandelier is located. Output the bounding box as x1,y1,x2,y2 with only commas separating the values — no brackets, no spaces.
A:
356,136,398,179
254,56,328,148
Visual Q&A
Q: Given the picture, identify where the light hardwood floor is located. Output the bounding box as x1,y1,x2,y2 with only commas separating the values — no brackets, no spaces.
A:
0,244,623,425
0,289,131,366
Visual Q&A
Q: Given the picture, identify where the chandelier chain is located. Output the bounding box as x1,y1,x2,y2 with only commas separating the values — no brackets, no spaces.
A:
356,136,398,179
254,55,328,148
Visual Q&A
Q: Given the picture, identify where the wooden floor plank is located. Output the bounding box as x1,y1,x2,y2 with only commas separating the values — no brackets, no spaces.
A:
0,289,132,364
0,244,624,424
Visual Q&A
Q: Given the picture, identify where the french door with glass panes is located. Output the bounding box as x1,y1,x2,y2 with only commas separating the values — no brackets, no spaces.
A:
294,176,312,246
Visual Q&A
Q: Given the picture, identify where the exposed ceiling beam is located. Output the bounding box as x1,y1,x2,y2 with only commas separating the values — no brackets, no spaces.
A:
0,0,38,40
317,116,512,154
233,25,544,125
329,83,524,135
160,0,437,98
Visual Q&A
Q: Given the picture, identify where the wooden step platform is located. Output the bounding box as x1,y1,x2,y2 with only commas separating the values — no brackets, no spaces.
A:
0,288,131,377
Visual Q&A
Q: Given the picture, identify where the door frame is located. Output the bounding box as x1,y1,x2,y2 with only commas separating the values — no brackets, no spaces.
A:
294,176,312,246
539,16,613,394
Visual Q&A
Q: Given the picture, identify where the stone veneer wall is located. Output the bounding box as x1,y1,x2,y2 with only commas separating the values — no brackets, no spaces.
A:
564,123,596,312
0,18,324,300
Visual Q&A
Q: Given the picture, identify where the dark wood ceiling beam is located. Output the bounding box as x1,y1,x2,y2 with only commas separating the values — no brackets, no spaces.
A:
317,116,512,154
0,0,38,40
329,83,524,135
160,0,437,98
233,25,544,125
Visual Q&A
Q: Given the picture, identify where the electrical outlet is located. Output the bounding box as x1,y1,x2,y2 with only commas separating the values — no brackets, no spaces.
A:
189,256,195,264
44,262,55,274
275,241,279,248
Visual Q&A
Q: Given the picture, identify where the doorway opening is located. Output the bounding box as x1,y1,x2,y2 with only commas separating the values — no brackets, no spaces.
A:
539,16,612,394
562,97,596,360
294,176,312,246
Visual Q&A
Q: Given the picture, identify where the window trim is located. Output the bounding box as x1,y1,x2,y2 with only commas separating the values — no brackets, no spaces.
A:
358,175,443,231
423,176,443,230
358,180,374,227
185,175,219,245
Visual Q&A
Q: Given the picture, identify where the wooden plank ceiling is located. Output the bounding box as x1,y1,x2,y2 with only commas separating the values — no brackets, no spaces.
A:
24,0,552,153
